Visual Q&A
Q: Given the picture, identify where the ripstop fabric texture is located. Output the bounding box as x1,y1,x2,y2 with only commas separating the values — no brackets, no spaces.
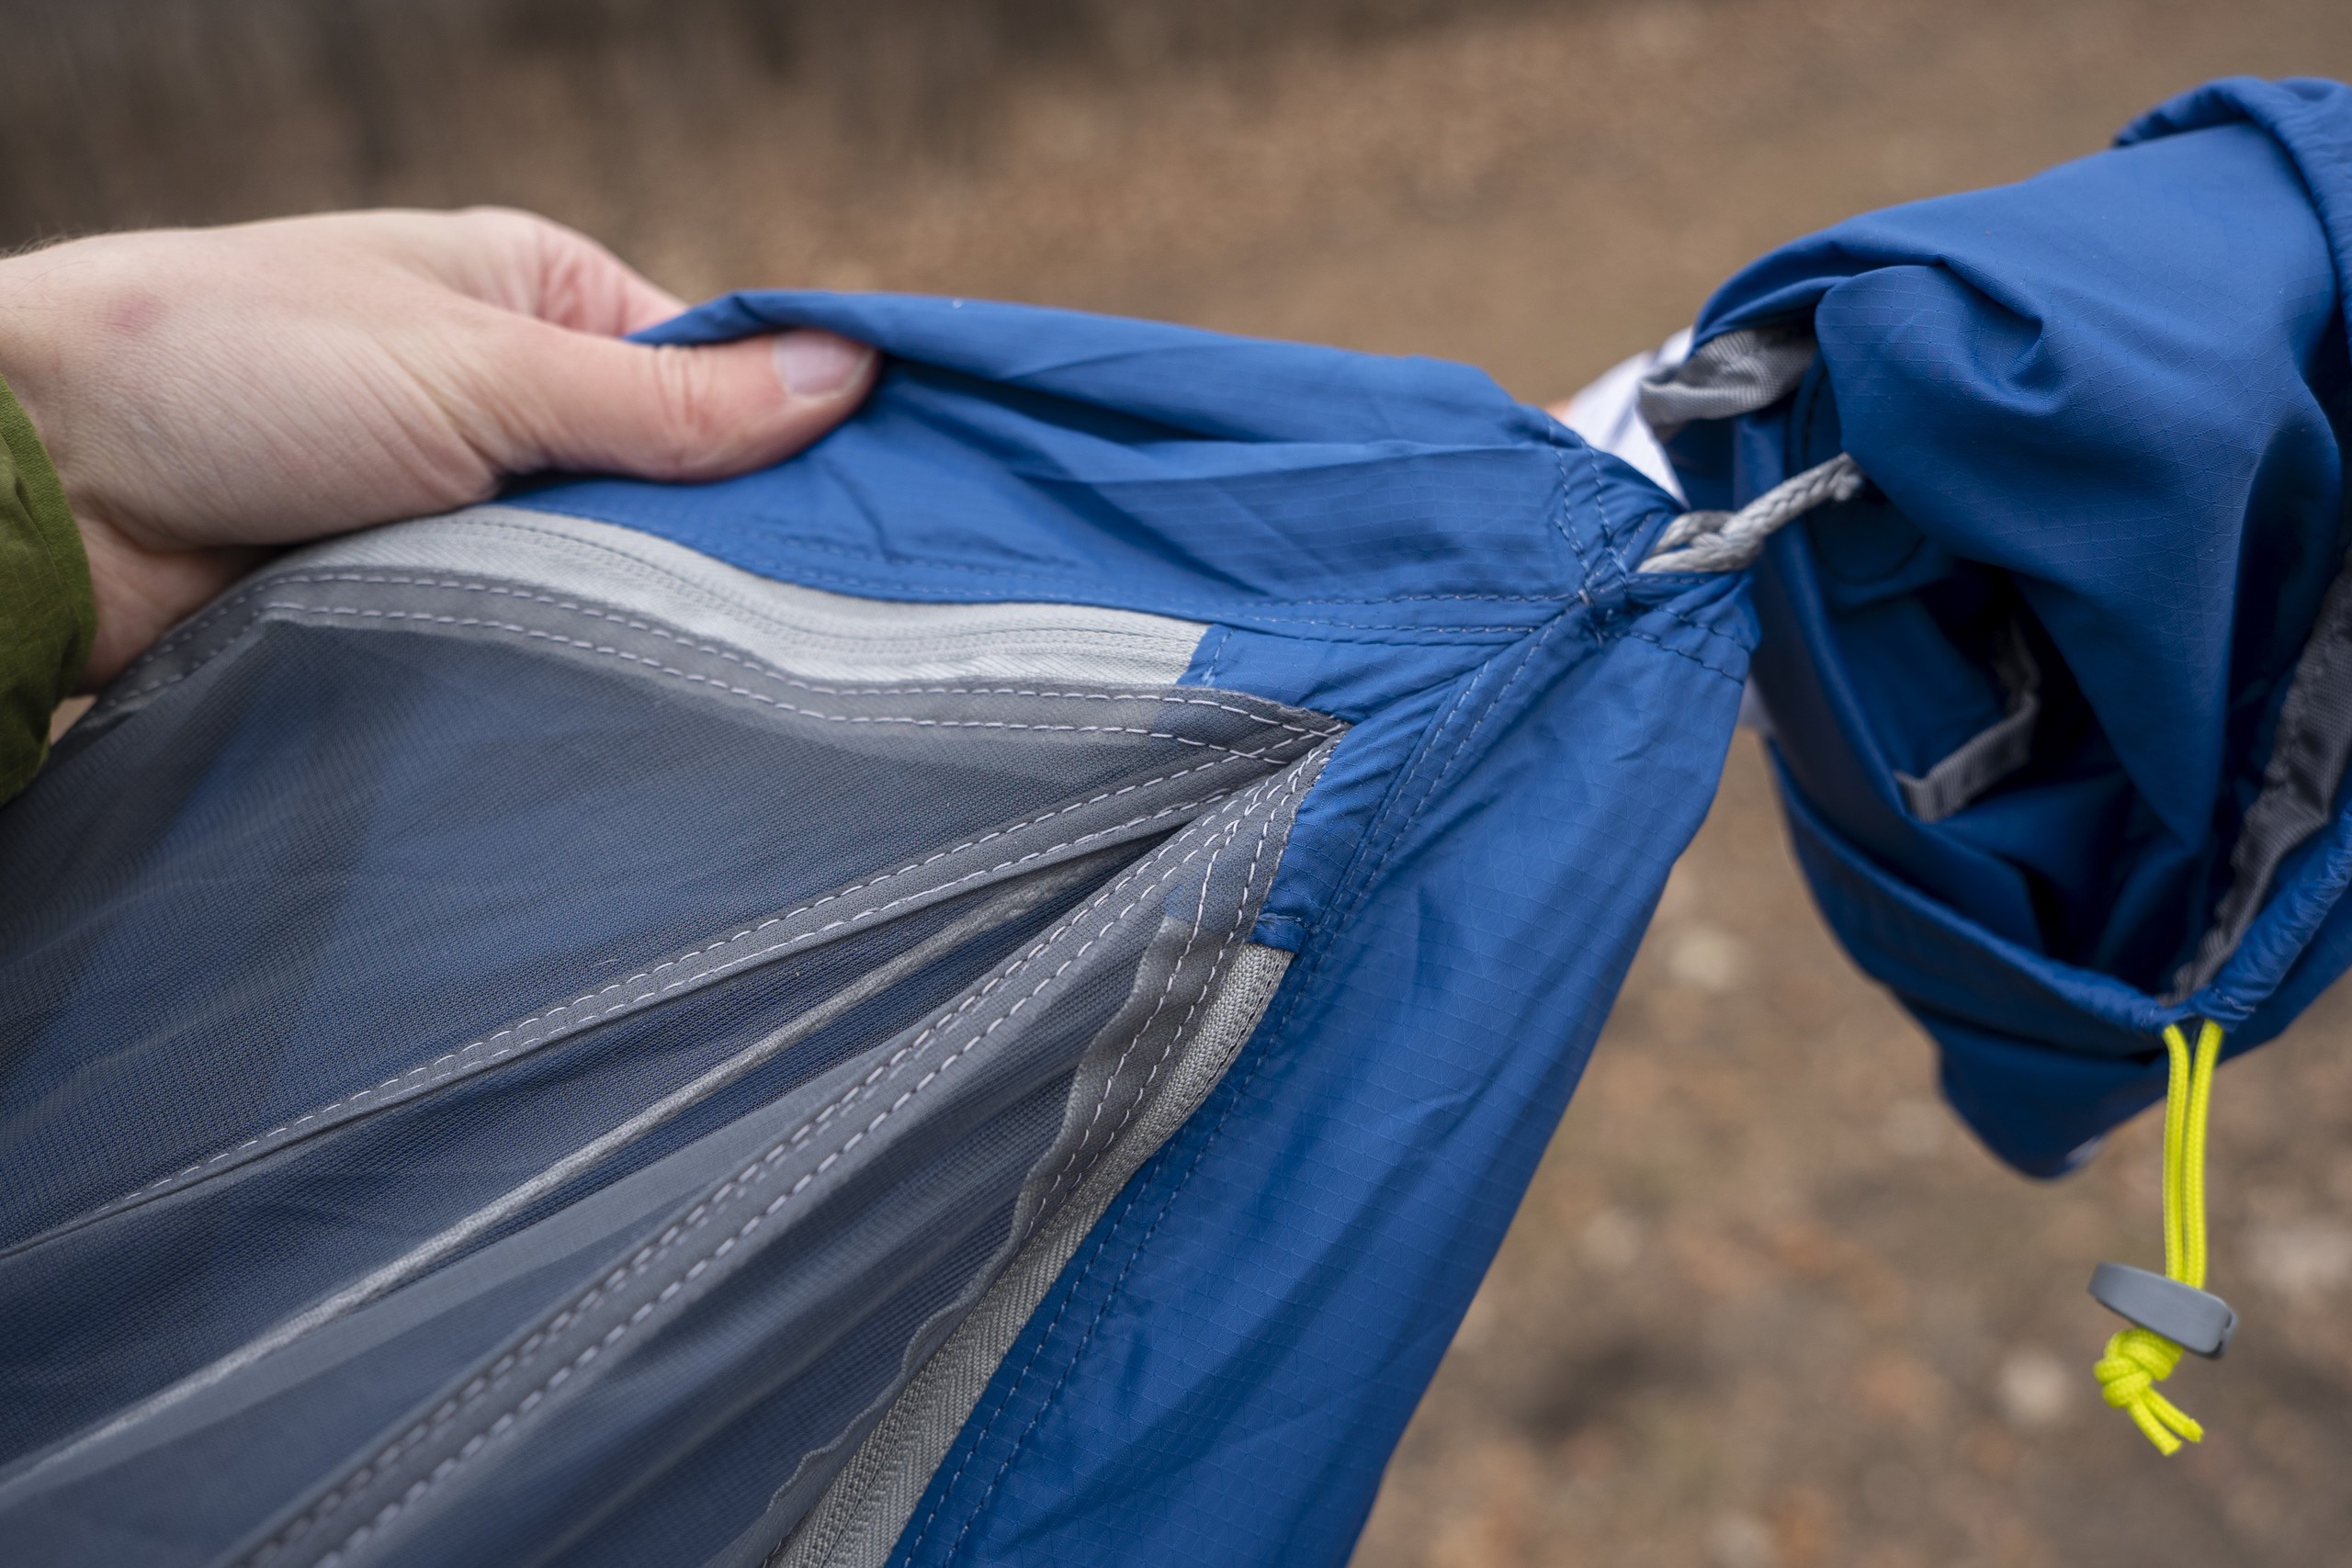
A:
525,291,1739,1568
0,288,1744,1568
18,71,2343,1563
0,505,1337,1568
1664,74,2352,1174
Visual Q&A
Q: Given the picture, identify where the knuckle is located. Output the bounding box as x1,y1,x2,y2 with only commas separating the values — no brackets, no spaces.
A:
646,346,739,475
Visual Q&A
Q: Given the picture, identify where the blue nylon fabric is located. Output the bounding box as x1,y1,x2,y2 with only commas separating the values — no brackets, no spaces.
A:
891,581,1746,1568
533,291,1603,637
1669,76,2352,1174
523,291,1681,949
516,298,1747,1564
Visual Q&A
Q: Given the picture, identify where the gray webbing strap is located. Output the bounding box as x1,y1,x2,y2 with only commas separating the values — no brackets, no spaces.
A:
1635,322,1819,442
1894,621,2042,824
1634,321,1861,573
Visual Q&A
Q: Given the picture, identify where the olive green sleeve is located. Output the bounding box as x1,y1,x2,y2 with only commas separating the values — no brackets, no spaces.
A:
0,371,94,803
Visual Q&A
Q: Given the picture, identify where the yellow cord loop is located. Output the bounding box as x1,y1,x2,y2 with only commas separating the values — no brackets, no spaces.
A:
2093,1018,2222,1454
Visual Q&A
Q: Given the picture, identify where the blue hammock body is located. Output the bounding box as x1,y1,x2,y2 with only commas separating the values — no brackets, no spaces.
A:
4,71,2347,1568
0,284,1727,1566
1665,75,2352,1176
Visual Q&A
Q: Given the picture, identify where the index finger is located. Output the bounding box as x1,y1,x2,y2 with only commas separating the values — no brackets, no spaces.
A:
434,207,687,337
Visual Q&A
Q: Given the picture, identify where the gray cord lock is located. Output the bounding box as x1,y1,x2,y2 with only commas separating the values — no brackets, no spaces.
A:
2089,1262,2237,1359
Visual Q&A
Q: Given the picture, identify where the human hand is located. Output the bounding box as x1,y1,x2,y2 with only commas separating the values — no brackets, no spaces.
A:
0,208,878,686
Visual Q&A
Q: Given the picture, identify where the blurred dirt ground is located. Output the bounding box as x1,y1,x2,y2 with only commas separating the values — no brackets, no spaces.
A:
1362,733,2352,1568
11,1,2352,1562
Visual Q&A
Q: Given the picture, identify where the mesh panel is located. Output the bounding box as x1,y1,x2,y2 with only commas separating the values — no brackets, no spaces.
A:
3,869,1114,1461
0,521,1338,1568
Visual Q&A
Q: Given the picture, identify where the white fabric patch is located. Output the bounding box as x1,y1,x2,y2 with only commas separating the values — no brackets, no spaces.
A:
1555,328,1691,503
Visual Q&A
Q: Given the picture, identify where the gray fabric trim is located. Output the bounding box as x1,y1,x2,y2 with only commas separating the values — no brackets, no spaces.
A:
0,1038,912,1506
15,863,1114,1490
1635,321,1817,442
762,942,1292,1568
230,753,1324,1568
270,505,1207,689
18,715,1289,1256
27,549,1329,1246
2172,549,2352,997
1894,621,2042,824
71,554,1277,762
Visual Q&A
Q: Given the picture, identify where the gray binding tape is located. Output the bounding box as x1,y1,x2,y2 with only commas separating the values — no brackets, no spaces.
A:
2089,1262,2236,1359
2171,547,2352,998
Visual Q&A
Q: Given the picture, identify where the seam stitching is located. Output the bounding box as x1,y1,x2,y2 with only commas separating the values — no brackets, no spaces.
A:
1029,787,1282,1218
1617,627,1744,683
922,627,1560,1554
927,611,1604,1551
256,767,1310,1568
48,758,1261,1240
1024,818,1240,1215
133,572,1337,735
131,565,1548,683
898,1176,1137,1564
1554,437,1596,615
1578,433,1637,591
116,602,1332,764
922,785,1314,1568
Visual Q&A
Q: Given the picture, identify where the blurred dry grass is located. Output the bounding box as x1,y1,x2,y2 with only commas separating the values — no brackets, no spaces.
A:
9,1,2352,1562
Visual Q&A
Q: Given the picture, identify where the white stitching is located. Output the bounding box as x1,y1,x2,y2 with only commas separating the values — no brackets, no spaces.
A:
51,755,1273,1239
907,766,1310,1564
131,525,1566,681
1027,750,1293,1213
48,574,1340,1244
1027,808,1254,1213
119,574,1341,738
1080,782,1284,1174
172,571,1340,734
114,602,1327,767
254,766,1309,1568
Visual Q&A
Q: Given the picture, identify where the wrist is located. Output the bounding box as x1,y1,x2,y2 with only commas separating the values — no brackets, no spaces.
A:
0,354,96,796
0,244,253,693
0,247,85,516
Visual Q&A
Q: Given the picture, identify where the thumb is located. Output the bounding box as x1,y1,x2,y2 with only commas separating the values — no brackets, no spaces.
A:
490,323,877,482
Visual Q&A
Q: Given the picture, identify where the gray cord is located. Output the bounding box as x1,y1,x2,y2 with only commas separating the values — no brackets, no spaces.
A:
1638,452,1867,573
